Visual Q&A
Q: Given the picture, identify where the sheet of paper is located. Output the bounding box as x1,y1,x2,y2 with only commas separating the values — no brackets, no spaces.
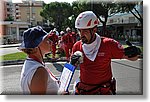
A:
58,63,75,93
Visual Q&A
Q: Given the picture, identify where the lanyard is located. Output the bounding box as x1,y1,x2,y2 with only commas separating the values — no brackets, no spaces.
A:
27,55,59,81
28,55,45,66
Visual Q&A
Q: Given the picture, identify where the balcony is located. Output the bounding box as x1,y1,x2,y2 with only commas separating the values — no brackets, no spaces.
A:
15,19,21,21
15,10,20,13
15,5,19,8
15,14,21,17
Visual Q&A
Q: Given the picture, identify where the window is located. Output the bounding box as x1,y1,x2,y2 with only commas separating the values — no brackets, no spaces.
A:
129,17,135,23
11,27,16,35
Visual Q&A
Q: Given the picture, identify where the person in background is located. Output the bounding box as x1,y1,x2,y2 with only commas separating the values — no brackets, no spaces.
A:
18,26,59,94
70,11,141,95
48,30,59,59
58,31,65,55
62,27,74,60
53,28,59,36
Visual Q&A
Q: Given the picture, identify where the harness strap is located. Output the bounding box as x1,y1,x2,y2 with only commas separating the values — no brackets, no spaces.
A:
76,78,116,95
77,82,111,92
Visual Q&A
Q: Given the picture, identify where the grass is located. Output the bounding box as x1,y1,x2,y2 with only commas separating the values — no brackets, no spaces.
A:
1,52,27,61
0,51,66,61
0,45,143,61
46,53,66,58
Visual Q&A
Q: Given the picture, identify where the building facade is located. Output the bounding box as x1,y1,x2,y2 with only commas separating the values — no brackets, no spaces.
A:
0,0,44,44
106,13,142,41
18,0,44,26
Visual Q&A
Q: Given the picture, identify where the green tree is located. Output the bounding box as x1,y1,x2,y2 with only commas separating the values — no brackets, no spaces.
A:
40,2,72,31
92,2,118,37
5,16,14,21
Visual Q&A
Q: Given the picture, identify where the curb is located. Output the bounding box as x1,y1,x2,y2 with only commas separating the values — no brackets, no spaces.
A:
0,44,20,48
1,58,69,66
0,45,20,48
1,60,25,66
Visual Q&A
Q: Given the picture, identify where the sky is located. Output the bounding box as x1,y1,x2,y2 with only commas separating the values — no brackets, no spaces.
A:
12,0,78,3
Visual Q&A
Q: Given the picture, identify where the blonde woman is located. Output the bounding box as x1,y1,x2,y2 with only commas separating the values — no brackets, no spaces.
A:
18,26,59,95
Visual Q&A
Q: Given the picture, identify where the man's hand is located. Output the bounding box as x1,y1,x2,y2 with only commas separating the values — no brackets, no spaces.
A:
124,40,141,58
124,55,140,61
70,51,83,66
124,46,141,58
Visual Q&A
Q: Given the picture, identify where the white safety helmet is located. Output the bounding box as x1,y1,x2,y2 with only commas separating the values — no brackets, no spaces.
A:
66,27,71,32
60,31,64,35
75,11,99,29
53,28,57,33
52,28,59,36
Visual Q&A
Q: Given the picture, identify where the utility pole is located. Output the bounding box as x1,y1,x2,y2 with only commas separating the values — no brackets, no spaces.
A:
29,0,33,27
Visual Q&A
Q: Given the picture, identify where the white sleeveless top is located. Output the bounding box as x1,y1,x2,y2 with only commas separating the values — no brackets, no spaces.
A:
20,59,59,94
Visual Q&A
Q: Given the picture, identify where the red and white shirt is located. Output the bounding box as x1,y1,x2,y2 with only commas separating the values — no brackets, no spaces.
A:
72,37,124,85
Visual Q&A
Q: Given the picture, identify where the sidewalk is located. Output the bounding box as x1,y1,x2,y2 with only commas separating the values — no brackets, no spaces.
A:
0,43,21,48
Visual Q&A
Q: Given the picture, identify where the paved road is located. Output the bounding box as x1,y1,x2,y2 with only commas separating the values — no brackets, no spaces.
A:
0,59,142,95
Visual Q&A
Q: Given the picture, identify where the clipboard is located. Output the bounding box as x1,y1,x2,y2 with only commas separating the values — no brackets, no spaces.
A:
58,63,75,93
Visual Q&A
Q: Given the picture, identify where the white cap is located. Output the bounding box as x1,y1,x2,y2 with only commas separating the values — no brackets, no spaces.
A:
66,27,71,32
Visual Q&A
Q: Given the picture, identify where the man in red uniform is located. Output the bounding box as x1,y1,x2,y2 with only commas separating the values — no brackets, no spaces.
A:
48,31,59,59
62,27,74,60
70,11,141,95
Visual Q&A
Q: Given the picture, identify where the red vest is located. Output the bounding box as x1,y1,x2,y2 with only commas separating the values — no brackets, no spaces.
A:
49,33,58,45
72,37,124,85
62,32,73,44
